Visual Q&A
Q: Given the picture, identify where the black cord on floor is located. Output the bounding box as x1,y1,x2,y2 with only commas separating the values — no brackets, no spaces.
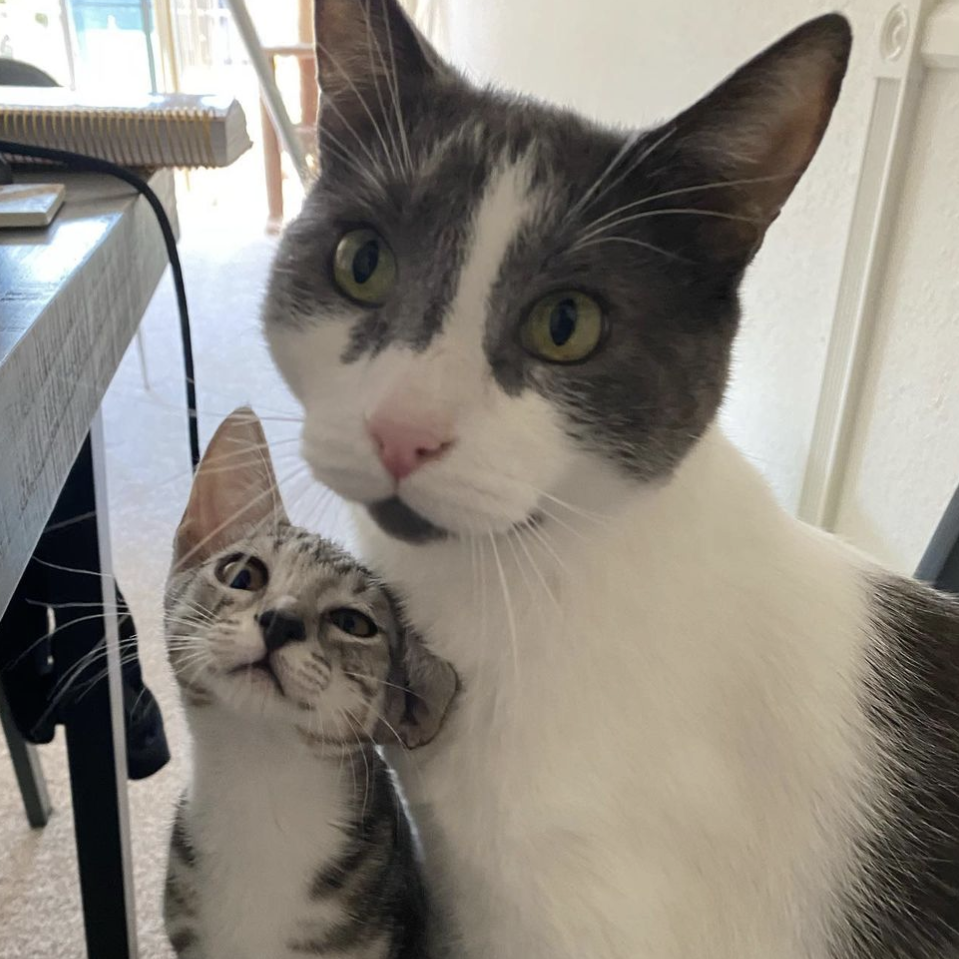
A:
0,140,201,471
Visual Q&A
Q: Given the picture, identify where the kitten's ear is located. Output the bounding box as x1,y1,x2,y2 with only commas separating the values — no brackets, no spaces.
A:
174,407,288,570
646,14,851,266
378,625,457,750
313,0,447,136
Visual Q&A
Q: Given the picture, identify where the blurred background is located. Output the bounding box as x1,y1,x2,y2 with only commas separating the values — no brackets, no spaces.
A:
1,1,957,956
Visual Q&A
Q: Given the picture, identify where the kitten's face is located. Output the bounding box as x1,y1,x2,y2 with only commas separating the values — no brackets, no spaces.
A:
264,1,850,542
166,524,397,743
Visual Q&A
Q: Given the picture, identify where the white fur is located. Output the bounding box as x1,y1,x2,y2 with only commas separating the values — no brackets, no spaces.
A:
270,158,569,534
362,429,878,959
268,153,884,958
181,708,355,959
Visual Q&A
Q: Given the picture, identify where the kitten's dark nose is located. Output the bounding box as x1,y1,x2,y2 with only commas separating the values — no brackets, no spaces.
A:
258,610,306,651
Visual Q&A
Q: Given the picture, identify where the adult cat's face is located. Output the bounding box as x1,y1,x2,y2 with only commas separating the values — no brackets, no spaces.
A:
264,0,851,542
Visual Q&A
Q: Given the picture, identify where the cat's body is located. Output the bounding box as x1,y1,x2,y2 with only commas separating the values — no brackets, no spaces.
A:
369,427,959,959
264,3,959,957
166,713,424,959
162,411,450,959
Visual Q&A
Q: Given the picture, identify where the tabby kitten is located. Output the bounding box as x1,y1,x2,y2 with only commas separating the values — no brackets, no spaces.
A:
163,409,455,959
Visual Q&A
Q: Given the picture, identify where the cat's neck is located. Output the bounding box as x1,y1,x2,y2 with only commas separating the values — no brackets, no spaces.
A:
354,427,814,677
183,704,369,822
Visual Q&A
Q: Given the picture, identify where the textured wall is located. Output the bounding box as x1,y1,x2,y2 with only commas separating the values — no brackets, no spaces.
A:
424,0,959,569
832,68,959,572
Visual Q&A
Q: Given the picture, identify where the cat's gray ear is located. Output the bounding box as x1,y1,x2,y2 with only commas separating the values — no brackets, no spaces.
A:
174,407,289,570
313,0,448,136
648,14,851,266
379,624,458,750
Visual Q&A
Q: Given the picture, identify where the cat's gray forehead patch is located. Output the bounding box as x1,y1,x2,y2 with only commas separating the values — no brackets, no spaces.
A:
265,77,740,481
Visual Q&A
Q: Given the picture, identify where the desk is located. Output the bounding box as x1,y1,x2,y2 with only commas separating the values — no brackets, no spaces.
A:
0,169,177,958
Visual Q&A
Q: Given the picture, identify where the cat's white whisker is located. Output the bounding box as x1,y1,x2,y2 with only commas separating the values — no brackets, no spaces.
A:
572,233,691,262
487,532,520,689
572,171,796,240
359,0,407,179
572,205,763,249
510,526,560,611
315,35,400,182
378,0,414,177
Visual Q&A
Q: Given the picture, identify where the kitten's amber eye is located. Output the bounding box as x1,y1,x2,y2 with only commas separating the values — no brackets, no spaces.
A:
332,228,397,305
215,554,268,592
327,608,378,638
521,291,604,363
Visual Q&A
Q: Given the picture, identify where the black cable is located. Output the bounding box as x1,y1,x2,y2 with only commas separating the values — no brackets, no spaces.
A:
0,139,201,470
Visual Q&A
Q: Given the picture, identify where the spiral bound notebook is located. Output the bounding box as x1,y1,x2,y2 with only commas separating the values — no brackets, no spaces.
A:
0,88,252,168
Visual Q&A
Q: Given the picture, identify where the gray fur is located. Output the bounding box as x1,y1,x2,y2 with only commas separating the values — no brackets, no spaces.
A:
264,8,849,487
835,576,959,959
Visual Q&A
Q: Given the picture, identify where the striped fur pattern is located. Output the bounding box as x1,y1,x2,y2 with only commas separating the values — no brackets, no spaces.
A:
162,412,441,959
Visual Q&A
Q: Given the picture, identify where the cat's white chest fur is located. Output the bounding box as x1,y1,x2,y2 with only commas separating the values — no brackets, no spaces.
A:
369,430,877,959
184,713,351,959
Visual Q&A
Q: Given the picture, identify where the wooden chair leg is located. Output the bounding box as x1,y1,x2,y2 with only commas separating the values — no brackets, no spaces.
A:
261,51,284,234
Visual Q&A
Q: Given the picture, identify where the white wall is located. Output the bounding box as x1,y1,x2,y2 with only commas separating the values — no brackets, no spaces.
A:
420,0,959,573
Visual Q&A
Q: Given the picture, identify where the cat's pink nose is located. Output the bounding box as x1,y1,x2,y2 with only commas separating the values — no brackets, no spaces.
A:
367,412,454,482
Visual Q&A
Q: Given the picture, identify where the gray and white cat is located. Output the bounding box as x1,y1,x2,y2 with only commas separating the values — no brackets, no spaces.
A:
265,3,959,958
162,409,455,959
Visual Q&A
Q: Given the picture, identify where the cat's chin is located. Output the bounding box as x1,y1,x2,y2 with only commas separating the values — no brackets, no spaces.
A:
367,498,449,544
366,496,541,544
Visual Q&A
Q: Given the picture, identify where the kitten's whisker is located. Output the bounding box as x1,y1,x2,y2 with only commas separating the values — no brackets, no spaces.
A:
364,700,406,752
1,610,133,673
172,464,312,571
342,671,416,697
335,706,362,807
26,598,132,613
342,705,375,824
41,639,145,716
31,556,118,581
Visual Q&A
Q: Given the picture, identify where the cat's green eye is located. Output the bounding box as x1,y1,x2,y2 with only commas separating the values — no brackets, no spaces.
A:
215,554,268,592
327,608,378,638
332,228,397,305
521,291,605,363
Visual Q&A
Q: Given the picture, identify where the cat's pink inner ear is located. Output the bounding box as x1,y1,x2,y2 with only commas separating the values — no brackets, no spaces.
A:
173,407,288,569
667,14,851,259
